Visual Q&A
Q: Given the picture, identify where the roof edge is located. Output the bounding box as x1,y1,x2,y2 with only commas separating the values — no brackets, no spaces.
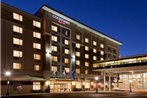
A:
41,5,122,45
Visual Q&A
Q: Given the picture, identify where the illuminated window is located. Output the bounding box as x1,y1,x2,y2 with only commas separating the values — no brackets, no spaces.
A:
100,44,104,48
51,25,58,32
13,50,22,57
64,39,69,45
64,58,69,64
51,45,58,52
13,38,23,45
93,56,97,60
52,56,58,62
75,52,80,57
85,38,89,43
85,46,89,51
85,54,89,59
65,68,69,73
100,58,104,61
64,49,70,54
51,35,58,42
13,13,23,21
93,41,97,46
76,69,80,74
33,31,41,39
34,54,41,60
76,60,80,65
85,70,88,74
34,65,40,71
100,51,104,55
51,66,57,72
33,43,41,49
33,82,41,90
13,63,21,69
93,49,97,53
33,20,41,28
76,34,80,40
13,25,23,34
76,43,80,48
85,62,89,67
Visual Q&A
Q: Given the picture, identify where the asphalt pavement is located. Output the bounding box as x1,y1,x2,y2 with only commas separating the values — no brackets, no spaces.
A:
1,92,147,98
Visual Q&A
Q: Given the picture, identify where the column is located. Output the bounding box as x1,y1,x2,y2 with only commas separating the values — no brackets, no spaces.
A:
108,73,111,91
103,71,106,91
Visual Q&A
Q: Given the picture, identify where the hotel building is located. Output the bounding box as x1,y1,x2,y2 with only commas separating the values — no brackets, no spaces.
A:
1,3,121,94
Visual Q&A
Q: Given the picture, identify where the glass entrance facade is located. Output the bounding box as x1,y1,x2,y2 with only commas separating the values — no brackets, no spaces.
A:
119,72,147,90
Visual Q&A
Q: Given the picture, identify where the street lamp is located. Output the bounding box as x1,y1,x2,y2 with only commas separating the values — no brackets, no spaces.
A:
129,80,132,92
95,76,99,93
5,71,11,95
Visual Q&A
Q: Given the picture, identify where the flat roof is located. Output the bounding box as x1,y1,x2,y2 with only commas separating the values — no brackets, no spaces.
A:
94,54,147,63
40,5,122,45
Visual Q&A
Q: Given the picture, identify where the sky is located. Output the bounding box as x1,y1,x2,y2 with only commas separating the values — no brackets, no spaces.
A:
2,0,147,57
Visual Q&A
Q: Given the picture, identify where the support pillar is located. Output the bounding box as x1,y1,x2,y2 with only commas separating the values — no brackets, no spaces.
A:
103,71,106,91
108,73,111,91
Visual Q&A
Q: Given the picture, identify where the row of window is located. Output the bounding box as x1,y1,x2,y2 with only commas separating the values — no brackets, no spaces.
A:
13,50,41,60
13,62,40,71
13,12,41,28
51,66,89,74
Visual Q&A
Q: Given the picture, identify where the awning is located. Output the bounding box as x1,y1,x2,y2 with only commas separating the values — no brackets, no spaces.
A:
1,75,46,81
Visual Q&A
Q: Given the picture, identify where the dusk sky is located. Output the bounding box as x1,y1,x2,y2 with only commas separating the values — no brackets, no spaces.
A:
2,0,147,57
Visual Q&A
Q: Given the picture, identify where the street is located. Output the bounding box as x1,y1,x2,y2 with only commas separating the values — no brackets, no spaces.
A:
2,92,147,98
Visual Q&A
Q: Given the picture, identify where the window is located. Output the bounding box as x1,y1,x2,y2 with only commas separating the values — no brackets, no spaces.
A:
85,70,88,74
13,38,23,45
64,39,69,45
51,35,58,42
93,56,97,60
85,62,89,67
100,44,104,48
33,82,41,90
13,50,22,57
100,51,104,55
64,49,69,54
100,58,104,61
34,65,40,71
13,13,23,21
34,54,41,60
93,49,97,53
76,34,80,40
76,69,80,74
85,38,89,43
33,43,41,49
76,60,80,65
85,54,89,59
64,58,69,64
51,66,57,72
85,46,89,51
65,68,69,73
33,31,41,39
51,45,58,52
51,25,58,32
93,41,97,46
75,43,80,48
33,20,41,28
13,25,23,34
13,63,21,69
75,52,80,57
52,56,58,62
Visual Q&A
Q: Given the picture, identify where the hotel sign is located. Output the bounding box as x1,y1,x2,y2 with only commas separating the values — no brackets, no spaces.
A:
52,15,70,25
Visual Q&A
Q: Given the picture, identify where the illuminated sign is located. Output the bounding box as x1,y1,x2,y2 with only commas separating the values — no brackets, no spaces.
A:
52,15,70,25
